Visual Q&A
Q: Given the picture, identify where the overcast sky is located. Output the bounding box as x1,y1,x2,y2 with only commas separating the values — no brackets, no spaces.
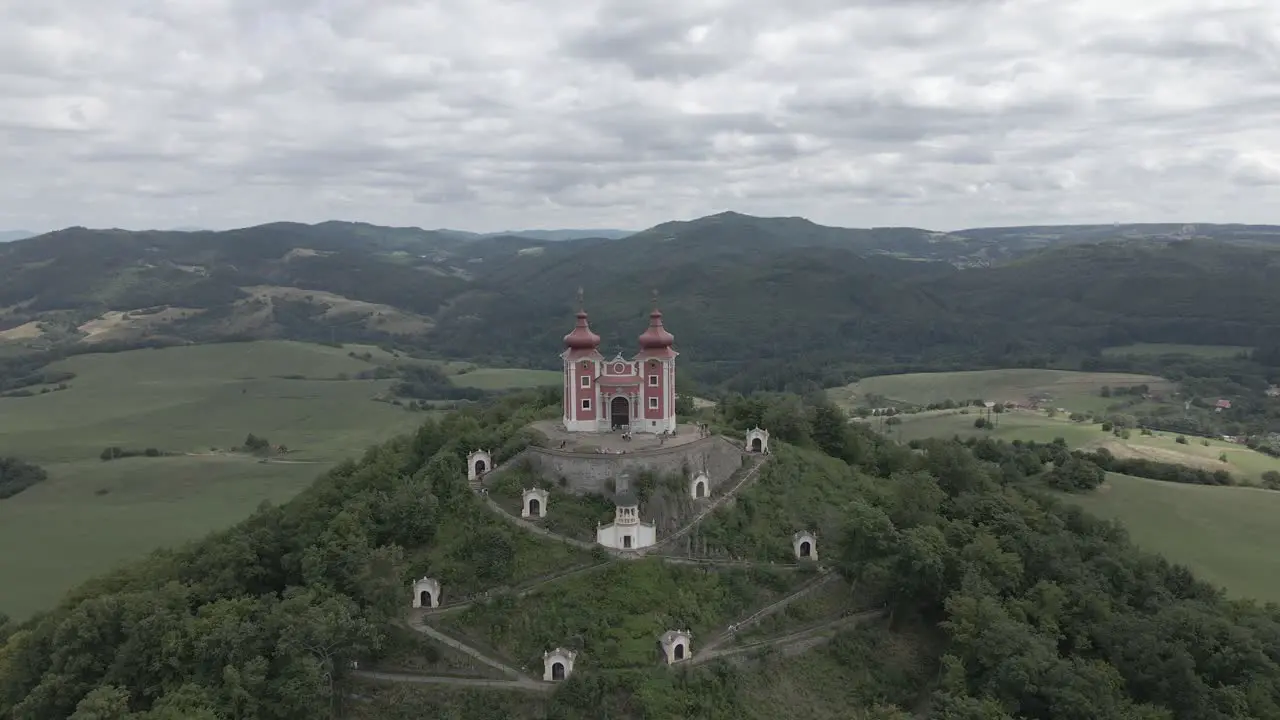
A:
2,0,1278,233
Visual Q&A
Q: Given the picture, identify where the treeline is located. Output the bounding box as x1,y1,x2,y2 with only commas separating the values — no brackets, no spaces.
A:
838,433,1280,719
0,353,74,394
391,365,488,402
1083,448,1234,486
0,457,47,500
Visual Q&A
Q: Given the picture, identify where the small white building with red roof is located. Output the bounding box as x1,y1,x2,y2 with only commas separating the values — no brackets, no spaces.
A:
561,291,678,434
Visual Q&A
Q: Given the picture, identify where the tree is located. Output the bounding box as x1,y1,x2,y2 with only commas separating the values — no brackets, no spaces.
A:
1262,470,1280,490
68,686,130,720
243,434,270,453
1045,457,1106,492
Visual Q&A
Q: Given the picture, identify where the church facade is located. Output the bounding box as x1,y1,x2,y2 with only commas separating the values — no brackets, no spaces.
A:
561,298,678,434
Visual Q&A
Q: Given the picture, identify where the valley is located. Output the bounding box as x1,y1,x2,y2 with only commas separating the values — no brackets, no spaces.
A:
0,215,1279,719
0,340,560,618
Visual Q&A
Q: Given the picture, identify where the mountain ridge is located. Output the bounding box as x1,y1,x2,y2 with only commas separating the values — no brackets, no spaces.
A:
1,212,1277,391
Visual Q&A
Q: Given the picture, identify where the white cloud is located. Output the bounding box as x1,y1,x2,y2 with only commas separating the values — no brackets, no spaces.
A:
1,0,1278,232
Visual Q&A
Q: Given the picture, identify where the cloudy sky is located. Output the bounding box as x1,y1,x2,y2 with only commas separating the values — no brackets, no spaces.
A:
2,0,1278,233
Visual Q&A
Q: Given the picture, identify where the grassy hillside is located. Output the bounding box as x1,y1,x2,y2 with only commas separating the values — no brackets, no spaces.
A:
868,409,1280,483
1065,473,1280,602
0,340,555,618
1101,343,1252,359
439,560,805,670
830,369,1171,413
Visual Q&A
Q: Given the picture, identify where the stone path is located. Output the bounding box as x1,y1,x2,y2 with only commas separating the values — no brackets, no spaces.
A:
689,610,882,666
351,670,552,693
653,556,805,570
420,561,613,616
699,570,841,654
406,618,536,681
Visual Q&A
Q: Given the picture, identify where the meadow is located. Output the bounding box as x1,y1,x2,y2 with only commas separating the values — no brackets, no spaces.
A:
1065,473,1280,603
0,340,547,618
870,409,1280,483
830,368,1171,415
1100,343,1252,359
448,367,561,390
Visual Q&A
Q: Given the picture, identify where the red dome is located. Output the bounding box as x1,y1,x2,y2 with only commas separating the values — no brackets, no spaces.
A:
563,311,601,350
638,309,675,350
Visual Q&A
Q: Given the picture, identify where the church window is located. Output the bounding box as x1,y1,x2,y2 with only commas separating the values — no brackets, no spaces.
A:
581,399,591,410
649,397,659,409
580,376,590,387
648,375,659,386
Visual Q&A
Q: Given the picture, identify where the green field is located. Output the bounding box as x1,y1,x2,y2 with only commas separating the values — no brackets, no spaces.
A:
831,369,1171,415
1101,343,1251,359
0,340,545,619
1066,474,1280,603
449,367,561,390
872,409,1280,484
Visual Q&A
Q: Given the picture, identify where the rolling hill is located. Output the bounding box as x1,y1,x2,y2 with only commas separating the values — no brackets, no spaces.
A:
1,213,1278,392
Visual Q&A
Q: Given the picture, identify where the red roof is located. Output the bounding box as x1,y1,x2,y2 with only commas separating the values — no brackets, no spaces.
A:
563,310,600,350
638,309,675,351
1216,399,1232,409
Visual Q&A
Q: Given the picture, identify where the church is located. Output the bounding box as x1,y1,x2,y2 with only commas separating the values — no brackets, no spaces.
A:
561,294,678,434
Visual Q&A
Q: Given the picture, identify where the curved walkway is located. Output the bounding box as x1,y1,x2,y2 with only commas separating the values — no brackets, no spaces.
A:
360,444,778,693
474,452,770,559
479,494,599,550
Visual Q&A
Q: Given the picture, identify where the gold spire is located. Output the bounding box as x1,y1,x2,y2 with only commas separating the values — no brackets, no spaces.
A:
577,286,585,312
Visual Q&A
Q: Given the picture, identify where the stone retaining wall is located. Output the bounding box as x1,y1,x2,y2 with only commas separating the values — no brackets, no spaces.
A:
485,435,745,496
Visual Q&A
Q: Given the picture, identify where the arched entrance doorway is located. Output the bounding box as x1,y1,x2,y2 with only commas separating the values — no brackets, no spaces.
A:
751,437,762,452
610,396,630,429
695,481,706,498
474,459,487,475
528,498,541,516
799,541,812,558
552,662,565,680
419,590,432,607
674,643,685,660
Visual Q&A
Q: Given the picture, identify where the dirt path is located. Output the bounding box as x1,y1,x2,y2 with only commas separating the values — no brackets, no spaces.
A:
699,571,839,654
421,561,614,616
351,669,552,693
478,494,599,550
654,556,805,570
406,617,535,682
690,610,882,666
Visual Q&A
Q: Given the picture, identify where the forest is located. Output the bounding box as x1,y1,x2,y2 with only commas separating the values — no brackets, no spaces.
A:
3,389,1280,718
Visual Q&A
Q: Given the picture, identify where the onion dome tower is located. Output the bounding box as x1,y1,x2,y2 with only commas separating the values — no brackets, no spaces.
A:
562,288,604,432
563,290,601,351
635,290,678,434
637,290,675,357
